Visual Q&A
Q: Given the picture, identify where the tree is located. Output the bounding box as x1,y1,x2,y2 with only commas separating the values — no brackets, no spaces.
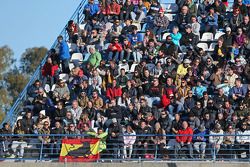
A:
20,47,48,75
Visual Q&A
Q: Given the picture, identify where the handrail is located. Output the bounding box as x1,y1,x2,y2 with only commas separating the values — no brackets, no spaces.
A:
0,0,88,128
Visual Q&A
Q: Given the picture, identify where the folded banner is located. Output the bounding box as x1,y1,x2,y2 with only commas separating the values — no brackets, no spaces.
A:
59,138,100,162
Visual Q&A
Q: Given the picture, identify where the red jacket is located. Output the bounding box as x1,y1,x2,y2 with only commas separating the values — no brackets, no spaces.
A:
161,94,170,108
106,86,122,100
42,63,59,77
102,3,121,15
108,43,123,52
176,127,193,143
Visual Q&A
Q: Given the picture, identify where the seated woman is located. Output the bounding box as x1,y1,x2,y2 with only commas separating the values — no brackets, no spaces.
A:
123,125,136,159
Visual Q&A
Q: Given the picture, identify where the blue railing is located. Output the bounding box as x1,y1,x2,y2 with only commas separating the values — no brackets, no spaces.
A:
0,0,87,128
0,134,249,162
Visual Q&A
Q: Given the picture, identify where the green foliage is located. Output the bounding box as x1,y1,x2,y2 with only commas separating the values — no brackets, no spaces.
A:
20,47,48,75
0,45,15,74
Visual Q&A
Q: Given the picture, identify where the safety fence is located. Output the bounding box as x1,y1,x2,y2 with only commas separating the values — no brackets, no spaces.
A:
0,134,249,162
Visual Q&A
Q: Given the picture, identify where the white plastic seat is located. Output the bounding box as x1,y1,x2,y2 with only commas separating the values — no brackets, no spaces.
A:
162,32,171,40
165,14,173,22
79,24,86,30
130,63,138,73
59,73,69,82
118,64,130,73
132,23,141,31
44,84,51,93
214,32,225,40
68,43,78,52
71,53,83,62
69,63,75,71
105,22,113,31
208,43,217,51
197,43,209,51
200,32,214,41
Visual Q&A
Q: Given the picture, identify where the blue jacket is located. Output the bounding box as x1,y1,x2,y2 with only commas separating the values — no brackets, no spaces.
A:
127,33,143,46
84,3,99,16
243,0,250,5
193,129,208,142
59,40,70,60
206,14,218,26
192,85,207,99
170,33,182,46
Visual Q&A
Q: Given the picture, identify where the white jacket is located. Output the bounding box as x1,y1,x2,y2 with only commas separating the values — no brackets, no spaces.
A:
209,130,224,145
236,130,250,143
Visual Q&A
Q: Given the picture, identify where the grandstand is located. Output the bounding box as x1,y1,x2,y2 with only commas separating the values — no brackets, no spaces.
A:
0,0,250,163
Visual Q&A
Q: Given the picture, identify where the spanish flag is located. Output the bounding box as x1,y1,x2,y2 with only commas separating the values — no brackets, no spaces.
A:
59,138,100,162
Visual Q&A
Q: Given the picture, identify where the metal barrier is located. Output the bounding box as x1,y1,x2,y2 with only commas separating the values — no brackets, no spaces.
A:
0,134,249,162
0,0,87,128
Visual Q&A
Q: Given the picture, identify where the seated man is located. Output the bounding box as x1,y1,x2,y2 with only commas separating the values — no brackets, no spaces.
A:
174,121,194,158
193,125,208,159
235,122,250,159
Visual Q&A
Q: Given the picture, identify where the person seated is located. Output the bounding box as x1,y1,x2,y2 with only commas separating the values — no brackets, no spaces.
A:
174,6,191,32
204,7,218,36
209,123,224,159
131,0,147,23
52,79,70,103
83,0,100,22
235,121,250,159
193,125,208,159
101,0,120,23
107,37,123,62
153,8,169,39
120,0,134,21
174,121,194,158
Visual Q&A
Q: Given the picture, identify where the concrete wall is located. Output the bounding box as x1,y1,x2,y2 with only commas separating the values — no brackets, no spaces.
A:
1,162,249,167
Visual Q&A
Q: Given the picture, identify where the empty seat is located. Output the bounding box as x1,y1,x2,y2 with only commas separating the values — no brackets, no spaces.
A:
130,63,138,73
197,43,209,51
79,24,86,30
71,53,83,62
214,32,225,40
59,73,69,82
200,32,213,41
162,32,171,40
118,63,130,73
208,43,217,51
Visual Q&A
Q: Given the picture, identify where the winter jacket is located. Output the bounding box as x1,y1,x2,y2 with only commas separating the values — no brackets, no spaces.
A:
42,63,59,77
176,127,193,143
236,130,250,143
123,130,136,146
154,15,169,29
84,3,99,16
193,129,208,142
209,130,224,144
108,43,123,52
59,40,70,60
106,86,122,100
170,33,182,46
88,51,102,68
104,3,121,15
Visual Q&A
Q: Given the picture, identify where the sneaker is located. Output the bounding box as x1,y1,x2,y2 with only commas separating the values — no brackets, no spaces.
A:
8,154,16,158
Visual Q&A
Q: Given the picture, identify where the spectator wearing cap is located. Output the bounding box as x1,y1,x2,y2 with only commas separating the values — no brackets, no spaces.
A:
131,0,147,23
83,0,100,22
53,79,70,102
153,8,169,39
174,121,194,158
205,7,218,36
180,24,199,48
34,110,50,133
174,6,191,32
221,27,234,50
120,0,134,21
209,123,224,158
235,122,250,158
193,125,208,159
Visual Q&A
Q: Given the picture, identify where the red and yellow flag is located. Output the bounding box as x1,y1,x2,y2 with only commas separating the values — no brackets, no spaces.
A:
59,138,100,162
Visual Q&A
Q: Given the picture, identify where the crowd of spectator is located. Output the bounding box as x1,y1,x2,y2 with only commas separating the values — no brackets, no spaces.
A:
1,0,250,160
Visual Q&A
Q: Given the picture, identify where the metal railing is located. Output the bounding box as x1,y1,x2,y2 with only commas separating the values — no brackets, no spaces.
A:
0,134,249,162
0,0,87,128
